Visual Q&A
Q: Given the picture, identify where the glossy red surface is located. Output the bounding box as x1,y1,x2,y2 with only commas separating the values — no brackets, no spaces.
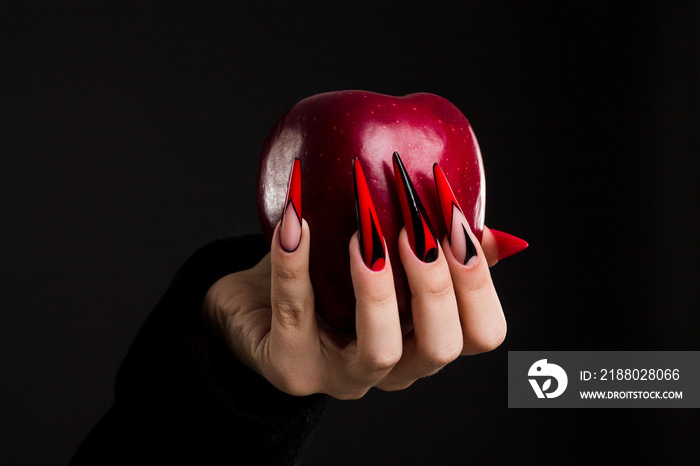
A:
256,90,485,333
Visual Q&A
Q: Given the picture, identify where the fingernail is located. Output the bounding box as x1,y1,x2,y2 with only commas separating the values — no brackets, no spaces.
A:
490,229,528,260
433,163,478,266
280,158,302,252
353,158,386,271
392,152,438,263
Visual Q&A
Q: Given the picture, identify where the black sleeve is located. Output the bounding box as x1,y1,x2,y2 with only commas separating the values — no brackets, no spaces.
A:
70,235,329,465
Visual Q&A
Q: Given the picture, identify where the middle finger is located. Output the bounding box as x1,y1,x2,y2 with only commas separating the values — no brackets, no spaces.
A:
378,229,463,389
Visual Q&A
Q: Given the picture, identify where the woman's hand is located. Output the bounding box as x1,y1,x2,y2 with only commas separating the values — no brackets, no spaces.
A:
203,218,509,399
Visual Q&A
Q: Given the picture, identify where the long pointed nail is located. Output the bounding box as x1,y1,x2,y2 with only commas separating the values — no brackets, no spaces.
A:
280,158,302,252
433,163,478,266
392,152,438,263
490,229,528,260
353,158,386,271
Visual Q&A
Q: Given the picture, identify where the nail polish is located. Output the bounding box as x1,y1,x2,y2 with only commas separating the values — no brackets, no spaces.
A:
433,163,478,266
353,158,386,271
392,152,439,263
490,229,529,260
280,158,302,252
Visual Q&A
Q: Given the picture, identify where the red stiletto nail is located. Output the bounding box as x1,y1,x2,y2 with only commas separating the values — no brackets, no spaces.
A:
433,163,478,266
353,158,386,271
490,229,528,260
392,152,438,263
280,158,302,252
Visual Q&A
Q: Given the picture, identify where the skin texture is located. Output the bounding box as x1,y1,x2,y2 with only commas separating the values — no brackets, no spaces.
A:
202,221,505,399
257,91,485,333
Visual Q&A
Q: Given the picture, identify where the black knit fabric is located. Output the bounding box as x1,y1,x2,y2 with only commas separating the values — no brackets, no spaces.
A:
70,235,329,465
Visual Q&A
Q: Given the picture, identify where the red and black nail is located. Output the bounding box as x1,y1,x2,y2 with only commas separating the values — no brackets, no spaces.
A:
280,158,302,252
392,152,439,263
353,158,386,271
433,163,478,266
490,229,529,260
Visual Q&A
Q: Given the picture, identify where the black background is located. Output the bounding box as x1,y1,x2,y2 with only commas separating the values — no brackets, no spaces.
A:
3,2,699,465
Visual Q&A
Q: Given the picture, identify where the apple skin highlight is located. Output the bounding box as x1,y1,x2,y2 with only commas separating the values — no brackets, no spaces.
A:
256,90,485,334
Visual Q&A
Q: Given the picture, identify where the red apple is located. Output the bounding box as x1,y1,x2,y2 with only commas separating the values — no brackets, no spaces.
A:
256,90,485,334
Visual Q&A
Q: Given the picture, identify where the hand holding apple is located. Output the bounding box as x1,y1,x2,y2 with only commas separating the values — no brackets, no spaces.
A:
203,90,527,397
203,205,509,398
257,90,509,333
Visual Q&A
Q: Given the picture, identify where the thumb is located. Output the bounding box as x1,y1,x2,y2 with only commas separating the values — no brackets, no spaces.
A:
269,219,318,344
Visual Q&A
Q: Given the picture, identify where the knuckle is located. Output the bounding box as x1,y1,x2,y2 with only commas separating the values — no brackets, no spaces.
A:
362,348,402,373
227,306,251,337
421,337,463,369
272,261,303,283
357,284,395,309
332,387,370,400
268,370,315,396
422,276,454,300
466,319,507,354
273,300,305,328
376,379,415,392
